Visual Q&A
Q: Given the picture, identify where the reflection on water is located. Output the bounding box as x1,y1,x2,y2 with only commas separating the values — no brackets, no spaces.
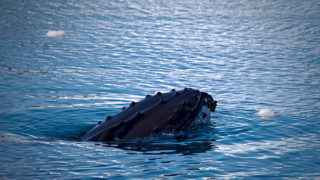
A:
101,126,217,155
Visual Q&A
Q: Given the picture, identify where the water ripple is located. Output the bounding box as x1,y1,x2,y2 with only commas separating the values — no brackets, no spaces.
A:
1,0,320,179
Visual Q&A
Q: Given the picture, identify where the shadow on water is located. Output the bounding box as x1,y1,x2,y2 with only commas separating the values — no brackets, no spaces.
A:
91,125,217,155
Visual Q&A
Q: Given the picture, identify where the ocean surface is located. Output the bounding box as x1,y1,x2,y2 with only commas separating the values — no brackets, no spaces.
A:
1,0,320,179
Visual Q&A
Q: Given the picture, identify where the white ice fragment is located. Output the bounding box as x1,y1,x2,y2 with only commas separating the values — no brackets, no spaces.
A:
258,109,275,120
46,30,66,38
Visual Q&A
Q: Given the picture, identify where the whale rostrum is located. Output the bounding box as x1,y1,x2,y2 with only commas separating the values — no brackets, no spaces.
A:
81,88,217,142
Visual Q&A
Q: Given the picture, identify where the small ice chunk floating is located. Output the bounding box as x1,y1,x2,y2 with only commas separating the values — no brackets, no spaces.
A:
258,108,275,120
46,30,66,38
81,88,217,142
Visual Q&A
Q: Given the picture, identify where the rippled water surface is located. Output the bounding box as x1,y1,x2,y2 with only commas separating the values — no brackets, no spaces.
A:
1,0,320,179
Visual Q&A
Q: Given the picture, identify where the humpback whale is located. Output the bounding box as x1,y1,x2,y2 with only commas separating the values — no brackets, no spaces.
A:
81,88,217,142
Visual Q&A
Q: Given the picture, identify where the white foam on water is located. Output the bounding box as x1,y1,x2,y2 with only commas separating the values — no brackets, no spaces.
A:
46,30,66,38
258,109,275,120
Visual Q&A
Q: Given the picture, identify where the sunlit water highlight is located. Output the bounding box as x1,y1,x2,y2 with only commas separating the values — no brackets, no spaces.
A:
1,0,320,179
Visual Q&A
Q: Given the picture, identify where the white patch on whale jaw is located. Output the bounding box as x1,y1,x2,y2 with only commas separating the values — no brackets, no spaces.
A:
187,105,211,129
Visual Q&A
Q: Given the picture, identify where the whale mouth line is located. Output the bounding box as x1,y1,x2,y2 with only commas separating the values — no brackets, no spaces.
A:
176,96,203,131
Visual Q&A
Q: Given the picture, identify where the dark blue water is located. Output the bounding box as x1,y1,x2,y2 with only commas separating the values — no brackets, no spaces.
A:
1,0,320,178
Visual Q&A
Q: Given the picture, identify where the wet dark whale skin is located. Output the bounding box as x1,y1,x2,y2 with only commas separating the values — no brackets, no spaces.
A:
81,88,217,142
